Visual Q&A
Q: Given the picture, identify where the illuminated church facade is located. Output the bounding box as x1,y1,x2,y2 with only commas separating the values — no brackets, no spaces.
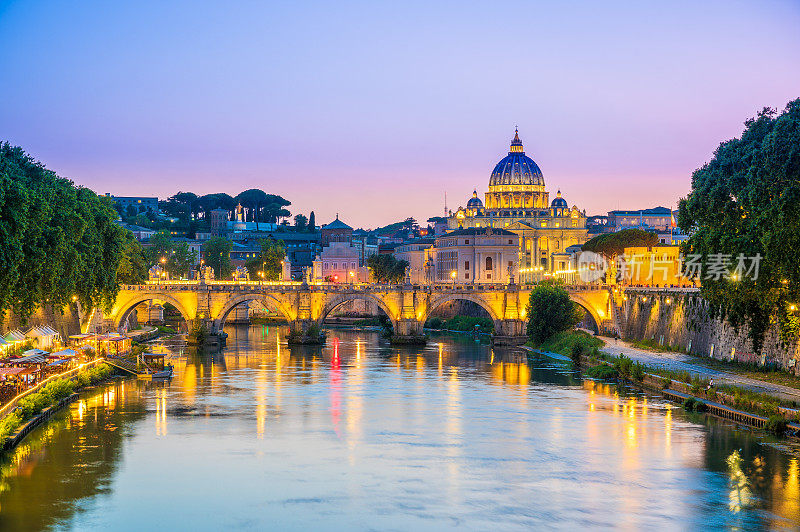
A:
447,129,589,281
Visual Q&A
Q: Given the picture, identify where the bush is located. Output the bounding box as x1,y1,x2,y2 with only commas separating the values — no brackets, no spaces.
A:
683,397,708,413
526,282,584,343
537,331,604,357
587,365,618,380
570,342,585,366
631,361,645,382
766,415,788,436
41,379,75,402
0,412,22,440
426,317,443,329
615,355,634,380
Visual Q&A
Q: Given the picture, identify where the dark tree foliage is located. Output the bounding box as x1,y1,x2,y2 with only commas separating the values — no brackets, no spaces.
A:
526,281,583,344
145,230,197,279
197,193,236,220
678,99,800,351
245,239,286,280
0,143,131,319
581,229,658,258
367,254,408,284
293,214,307,230
235,189,291,224
308,211,316,232
117,231,148,284
203,237,233,279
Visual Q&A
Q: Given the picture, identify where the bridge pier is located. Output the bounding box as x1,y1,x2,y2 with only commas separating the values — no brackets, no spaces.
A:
287,319,326,345
492,319,528,347
389,319,427,345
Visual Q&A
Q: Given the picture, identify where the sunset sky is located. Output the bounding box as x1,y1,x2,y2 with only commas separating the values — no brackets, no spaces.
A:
1,1,799,228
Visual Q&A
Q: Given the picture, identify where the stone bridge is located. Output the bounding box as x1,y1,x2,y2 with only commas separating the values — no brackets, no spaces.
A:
104,281,613,345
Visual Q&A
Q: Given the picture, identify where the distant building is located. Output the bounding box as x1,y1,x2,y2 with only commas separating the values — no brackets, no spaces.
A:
394,239,434,284
320,215,353,246
447,130,589,275
210,209,229,237
608,207,674,232
430,227,519,284
619,245,694,287
312,241,368,283
107,195,159,214
115,222,156,241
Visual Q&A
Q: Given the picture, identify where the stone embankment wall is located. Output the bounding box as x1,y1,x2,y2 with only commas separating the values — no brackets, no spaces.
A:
0,303,83,339
615,289,798,372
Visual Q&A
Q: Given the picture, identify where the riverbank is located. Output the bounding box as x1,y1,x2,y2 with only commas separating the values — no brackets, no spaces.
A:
0,362,120,453
523,341,800,437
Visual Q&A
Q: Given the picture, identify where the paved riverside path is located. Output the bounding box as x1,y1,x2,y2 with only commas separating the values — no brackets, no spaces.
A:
598,336,800,404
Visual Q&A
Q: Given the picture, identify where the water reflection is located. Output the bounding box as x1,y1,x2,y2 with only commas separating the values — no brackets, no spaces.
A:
0,326,798,530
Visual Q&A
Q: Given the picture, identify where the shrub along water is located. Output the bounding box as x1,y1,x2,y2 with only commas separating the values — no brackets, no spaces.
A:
0,363,114,444
535,331,603,358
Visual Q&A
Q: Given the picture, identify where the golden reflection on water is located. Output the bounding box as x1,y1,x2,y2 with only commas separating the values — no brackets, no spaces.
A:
6,331,800,529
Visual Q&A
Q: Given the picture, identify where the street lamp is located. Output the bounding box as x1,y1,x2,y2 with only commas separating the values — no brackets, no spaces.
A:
258,271,264,286
450,270,456,287
349,271,355,285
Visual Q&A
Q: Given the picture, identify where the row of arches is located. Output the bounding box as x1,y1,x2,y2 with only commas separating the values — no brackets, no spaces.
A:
115,292,601,335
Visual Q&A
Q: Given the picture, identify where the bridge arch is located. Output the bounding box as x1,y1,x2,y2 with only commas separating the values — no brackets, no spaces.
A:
423,293,503,327
569,293,603,334
113,293,193,331
213,293,295,330
318,293,399,329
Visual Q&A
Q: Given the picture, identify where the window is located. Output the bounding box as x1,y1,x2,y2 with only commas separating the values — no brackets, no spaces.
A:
465,239,469,245
464,261,469,270
508,261,513,271
508,239,512,244
485,256,493,271
464,272,469,279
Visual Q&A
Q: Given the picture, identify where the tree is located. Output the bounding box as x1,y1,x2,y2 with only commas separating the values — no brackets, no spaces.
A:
308,211,316,232
581,229,658,258
678,99,800,351
203,237,233,279
0,143,128,320
197,192,235,220
294,214,308,230
582,228,658,283
169,192,199,220
125,204,137,218
117,231,148,284
235,189,292,225
367,254,409,284
144,230,197,279
526,281,583,344
245,239,286,280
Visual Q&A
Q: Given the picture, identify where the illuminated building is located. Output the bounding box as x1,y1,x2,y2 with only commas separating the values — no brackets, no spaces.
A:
448,129,589,280
428,227,519,283
619,245,694,287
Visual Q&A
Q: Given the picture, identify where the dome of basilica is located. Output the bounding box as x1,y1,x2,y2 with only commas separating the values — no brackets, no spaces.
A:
466,190,483,208
489,129,544,188
551,190,568,208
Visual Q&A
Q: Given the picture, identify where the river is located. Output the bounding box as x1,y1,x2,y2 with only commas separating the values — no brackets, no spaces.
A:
0,326,798,530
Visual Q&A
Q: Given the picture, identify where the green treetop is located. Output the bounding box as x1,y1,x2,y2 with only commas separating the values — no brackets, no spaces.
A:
678,99,800,350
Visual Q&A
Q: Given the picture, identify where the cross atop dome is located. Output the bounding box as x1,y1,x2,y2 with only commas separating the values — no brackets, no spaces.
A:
509,127,524,153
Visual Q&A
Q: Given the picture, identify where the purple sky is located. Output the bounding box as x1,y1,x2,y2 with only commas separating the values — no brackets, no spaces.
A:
1,1,799,228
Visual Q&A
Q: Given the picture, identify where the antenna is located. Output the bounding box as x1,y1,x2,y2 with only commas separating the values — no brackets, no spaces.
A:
444,191,448,217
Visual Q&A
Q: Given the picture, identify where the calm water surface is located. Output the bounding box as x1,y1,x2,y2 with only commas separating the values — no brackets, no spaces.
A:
1,326,799,530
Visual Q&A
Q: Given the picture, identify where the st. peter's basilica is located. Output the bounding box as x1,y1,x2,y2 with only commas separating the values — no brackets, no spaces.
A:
447,129,589,280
